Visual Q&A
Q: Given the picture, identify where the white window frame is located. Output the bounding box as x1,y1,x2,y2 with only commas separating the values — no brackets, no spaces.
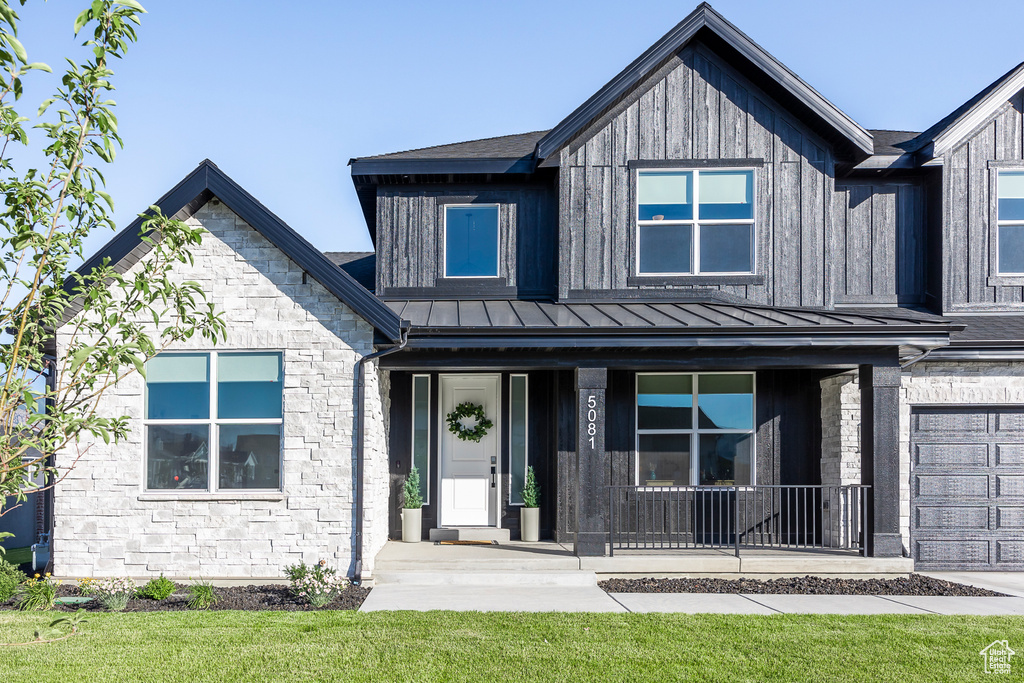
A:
634,371,756,487
410,374,431,505
997,171,1024,276
442,203,501,279
508,373,529,506
635,168,757,276
142,350,284,493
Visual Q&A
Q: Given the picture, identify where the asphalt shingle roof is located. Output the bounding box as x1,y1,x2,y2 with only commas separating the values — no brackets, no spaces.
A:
867,129,920,155
324,252,375,291
352,131,548,162
947,316,1024,345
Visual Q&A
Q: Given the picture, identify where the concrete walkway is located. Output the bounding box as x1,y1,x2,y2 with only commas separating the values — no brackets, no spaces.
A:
920,572,1024,598
360,585,1024,614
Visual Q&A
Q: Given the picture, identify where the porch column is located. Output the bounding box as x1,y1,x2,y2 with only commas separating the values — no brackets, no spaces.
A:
859,363,902,557
575,367,608,556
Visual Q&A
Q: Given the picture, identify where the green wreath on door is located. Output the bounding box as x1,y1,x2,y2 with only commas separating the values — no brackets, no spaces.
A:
446,402,493,443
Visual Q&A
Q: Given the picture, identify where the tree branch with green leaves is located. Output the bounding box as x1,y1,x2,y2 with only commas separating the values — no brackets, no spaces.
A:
0,0,226,543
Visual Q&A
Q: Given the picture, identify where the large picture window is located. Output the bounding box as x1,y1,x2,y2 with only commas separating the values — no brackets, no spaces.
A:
636,169,755,275
998,171,1024,275
444,204,499,278
635,373,754,486
145,351,283,492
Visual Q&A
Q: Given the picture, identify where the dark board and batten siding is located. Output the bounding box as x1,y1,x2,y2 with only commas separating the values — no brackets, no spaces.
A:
558,42,834,307
375,187,557,298
833,181,927,305
944,91,1024,312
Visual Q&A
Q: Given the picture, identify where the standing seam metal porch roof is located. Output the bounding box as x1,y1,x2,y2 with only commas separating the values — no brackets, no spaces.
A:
386,300,956,343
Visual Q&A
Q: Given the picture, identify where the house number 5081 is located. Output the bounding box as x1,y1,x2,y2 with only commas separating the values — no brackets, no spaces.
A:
587,395,598,448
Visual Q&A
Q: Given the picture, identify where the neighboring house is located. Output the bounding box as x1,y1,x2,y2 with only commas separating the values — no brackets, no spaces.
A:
48,3,1024,579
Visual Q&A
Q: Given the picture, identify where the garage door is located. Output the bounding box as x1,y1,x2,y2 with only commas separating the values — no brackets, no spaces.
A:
911,406,1024,570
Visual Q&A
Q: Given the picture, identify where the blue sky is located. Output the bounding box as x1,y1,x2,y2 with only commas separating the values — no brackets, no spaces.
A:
11,0,1024,257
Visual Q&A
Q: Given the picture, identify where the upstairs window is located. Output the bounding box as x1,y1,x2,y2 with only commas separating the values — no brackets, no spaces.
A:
636,169,755,275
444,205,499,278
998,171,1024,275
145,351,283,492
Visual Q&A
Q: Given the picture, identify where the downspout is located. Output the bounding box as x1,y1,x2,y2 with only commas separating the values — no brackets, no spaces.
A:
42,354,57,574
353,322,408,584
900,347,935,369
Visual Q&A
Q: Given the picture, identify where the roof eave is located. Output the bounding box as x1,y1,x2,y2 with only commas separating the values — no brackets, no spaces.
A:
918,62,1024,160
349,157,536,177
402,330,952,350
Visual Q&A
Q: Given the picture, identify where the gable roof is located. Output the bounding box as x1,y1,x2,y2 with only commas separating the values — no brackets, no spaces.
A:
74,160,404,342
534,3,874,162
907,61,1024,160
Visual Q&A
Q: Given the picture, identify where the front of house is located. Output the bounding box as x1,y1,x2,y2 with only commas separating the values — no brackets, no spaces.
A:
47,4,1024,579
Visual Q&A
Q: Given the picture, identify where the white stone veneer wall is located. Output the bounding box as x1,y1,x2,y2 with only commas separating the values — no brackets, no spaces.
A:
819,372,862,544
361,365,390,578
820,372,861,487
54,200,390,579
822,362,1024,555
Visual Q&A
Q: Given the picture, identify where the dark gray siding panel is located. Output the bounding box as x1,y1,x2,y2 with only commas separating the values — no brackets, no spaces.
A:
833,181,926,305
557,42,834,306
375,186,557,297
943,91,1024,311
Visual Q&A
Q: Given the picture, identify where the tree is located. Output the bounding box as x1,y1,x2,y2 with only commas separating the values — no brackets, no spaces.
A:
0,0,225,546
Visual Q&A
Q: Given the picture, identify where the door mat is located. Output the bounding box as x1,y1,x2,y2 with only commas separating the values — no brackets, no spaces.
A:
434,540,499,546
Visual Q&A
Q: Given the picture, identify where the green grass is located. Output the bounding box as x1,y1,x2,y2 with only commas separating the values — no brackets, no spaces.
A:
0,547,31,567
0,611,1021,682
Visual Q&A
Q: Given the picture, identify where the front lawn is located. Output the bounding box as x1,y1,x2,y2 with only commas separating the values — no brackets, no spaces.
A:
0,547,31,567
0,611,1020,682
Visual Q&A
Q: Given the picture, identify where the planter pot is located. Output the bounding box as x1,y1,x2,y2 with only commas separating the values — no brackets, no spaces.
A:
520,506,540,542
402,508,422,543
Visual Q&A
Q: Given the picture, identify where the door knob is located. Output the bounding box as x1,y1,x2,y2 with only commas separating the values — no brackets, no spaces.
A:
490,466,496,488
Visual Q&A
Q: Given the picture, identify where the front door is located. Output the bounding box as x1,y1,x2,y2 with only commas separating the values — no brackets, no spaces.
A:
439,374,500,527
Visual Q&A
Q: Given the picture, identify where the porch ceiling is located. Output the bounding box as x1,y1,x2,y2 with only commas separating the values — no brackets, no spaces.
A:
386,300,958,350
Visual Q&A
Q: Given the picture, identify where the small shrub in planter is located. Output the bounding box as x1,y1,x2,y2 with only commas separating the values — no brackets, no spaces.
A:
520,466,541,542
17,574,59,611
286,560,348,608
94,577,137,612
402,468,423,543
187,580,218,610
0,558,26,603
137,574,175,601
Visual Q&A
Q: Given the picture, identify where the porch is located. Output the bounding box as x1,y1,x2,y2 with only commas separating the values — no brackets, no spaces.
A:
382,361,902,559
376,301,950,565
370,539,913,585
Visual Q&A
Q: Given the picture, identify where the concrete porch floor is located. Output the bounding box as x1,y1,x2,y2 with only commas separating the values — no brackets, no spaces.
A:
369,540,913,585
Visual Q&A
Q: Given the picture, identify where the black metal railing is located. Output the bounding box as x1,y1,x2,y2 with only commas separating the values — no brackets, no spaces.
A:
608,484,870,557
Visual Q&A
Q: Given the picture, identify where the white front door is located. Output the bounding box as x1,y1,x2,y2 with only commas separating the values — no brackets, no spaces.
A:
439,374,500,527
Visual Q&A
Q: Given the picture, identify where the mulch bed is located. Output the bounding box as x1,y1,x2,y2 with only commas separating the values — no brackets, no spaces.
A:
0,582,371,612
599,575,1006,596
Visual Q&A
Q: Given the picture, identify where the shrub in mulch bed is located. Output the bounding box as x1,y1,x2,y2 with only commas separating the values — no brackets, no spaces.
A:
599,575,1006,597
0,582,371,612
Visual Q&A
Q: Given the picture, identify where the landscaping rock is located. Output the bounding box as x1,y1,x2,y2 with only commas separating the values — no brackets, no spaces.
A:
0,582,371,611
598,575,1005,596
